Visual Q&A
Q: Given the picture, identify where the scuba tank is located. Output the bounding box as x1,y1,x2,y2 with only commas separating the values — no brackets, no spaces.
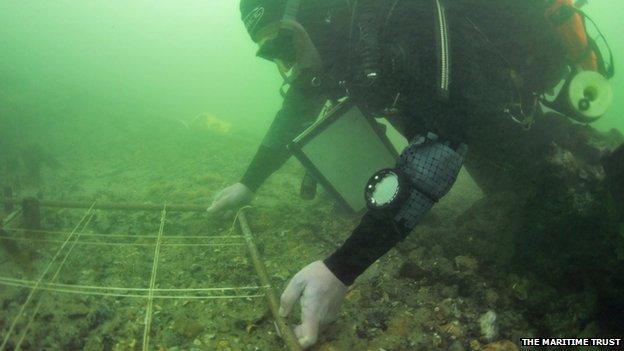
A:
540,0,615,123
452,0,615,126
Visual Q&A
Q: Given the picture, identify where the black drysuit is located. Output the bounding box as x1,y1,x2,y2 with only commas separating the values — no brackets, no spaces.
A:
240,0,564,285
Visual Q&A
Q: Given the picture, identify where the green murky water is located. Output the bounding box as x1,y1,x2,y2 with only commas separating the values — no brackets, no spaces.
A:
1,1,622,350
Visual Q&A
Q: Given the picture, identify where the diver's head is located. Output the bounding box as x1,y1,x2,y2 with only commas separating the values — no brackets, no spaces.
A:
240,0,284,43
240,0,324,75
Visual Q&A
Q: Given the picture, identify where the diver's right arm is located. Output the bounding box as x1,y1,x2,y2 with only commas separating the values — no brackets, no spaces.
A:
208,81,326,213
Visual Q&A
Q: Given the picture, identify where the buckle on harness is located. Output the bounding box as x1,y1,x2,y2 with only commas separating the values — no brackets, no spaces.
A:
504,101,537,131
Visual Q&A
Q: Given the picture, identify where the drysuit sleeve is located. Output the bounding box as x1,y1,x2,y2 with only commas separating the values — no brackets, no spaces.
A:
240,82,326,192
324,136,466,286
324,212,410,286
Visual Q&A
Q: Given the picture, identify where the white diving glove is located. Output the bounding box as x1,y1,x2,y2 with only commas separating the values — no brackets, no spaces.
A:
279,260,348,349
206,182,253,214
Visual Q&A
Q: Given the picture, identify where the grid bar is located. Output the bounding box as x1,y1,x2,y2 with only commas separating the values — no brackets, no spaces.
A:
3,227,244,240
1,209,21,226
1,198,206,212
0,235,245,247
0,278,265,299
14,206,100,351
0,203,96,351
238,211,303,351
142,205,167,351
1,200,291,350
0,276,267,293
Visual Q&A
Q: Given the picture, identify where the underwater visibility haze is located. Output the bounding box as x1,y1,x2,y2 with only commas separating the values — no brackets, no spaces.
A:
0,0,623,350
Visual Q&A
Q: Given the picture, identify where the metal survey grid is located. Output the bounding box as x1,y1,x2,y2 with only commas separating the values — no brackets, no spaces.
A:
0,204,270,350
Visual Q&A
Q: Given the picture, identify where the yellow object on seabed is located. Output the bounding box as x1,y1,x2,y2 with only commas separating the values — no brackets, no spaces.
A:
184,113,232,134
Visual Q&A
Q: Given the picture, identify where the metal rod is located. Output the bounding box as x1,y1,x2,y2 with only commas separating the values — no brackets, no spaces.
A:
0,276,265,293
0,199,300,348
0,198,207,212
0,204,96,351
1,209,22,228
238,211,303,351
14,206,98,351
143,205,167,351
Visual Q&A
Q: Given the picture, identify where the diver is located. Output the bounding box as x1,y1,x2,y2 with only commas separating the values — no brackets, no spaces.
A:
207,0,615,348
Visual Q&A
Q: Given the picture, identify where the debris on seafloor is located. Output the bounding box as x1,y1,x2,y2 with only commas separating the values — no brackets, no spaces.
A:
438,320,464,339
479,310,498,342
182,113,232,135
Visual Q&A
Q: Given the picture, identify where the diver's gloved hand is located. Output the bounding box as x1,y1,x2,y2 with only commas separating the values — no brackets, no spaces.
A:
279,261,348,349
206,183,253,214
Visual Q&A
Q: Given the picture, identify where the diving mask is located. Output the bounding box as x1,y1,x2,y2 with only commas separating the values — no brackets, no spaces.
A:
255,20,321,76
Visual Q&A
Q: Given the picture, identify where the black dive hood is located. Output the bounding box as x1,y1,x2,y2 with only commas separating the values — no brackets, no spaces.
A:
242,0,323,76
241,0,303,40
